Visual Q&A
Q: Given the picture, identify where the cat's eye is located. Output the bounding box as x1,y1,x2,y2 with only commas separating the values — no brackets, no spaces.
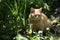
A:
35,15,36,17
31,14,34,18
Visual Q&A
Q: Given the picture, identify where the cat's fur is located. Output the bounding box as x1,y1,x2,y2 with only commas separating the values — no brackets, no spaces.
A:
28,7,52,31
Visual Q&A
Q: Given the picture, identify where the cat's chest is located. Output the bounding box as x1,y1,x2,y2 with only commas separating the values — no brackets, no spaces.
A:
32,21,43,26
32,21,44,30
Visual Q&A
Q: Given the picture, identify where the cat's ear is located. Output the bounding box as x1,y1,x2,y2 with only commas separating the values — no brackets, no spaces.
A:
30,7,35,13
39,7,43,12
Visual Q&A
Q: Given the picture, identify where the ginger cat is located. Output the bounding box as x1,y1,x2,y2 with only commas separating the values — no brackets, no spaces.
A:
28,7,52,31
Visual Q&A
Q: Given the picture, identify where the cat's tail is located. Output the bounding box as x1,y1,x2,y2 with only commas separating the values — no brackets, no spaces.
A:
51,17,59,25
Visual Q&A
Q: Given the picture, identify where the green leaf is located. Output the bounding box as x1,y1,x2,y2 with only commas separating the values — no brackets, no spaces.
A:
44,3,50,11
16,34,28,40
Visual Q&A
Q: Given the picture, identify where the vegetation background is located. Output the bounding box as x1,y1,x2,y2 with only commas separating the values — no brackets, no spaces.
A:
0,0,60,40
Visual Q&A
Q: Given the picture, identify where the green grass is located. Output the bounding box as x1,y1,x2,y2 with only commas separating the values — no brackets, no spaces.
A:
0,0,60,40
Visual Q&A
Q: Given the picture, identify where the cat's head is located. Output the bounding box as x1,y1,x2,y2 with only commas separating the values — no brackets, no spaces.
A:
29,7,43,21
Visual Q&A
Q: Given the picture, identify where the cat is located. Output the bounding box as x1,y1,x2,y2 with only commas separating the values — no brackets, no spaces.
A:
28,7,57,32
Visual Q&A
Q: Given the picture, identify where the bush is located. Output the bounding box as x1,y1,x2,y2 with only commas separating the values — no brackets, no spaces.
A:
0,0,60,40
